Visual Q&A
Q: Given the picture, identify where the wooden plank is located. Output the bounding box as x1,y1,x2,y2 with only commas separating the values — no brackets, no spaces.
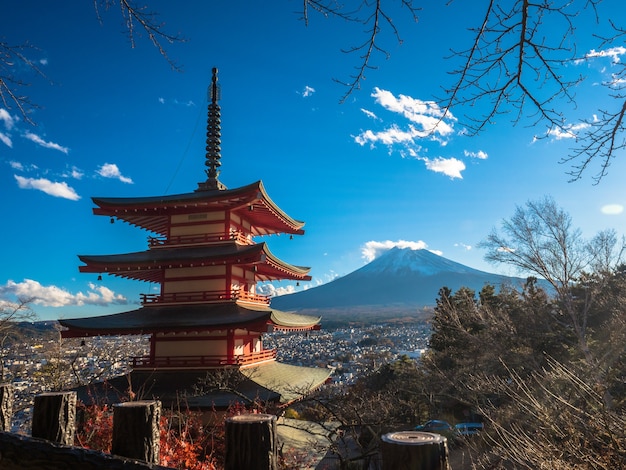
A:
0,431,172,470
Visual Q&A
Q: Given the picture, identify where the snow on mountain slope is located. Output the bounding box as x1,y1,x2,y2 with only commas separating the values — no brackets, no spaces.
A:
270,247,534,311
356,247,487,276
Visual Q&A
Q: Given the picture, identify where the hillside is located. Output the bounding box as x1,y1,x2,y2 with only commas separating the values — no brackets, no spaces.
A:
271,247,536,315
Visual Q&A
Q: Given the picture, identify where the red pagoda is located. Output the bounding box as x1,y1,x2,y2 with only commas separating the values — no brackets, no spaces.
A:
59,69,330,409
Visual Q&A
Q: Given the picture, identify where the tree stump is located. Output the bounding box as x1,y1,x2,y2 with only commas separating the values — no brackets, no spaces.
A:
32,391,76,445
111,400,161,464
380,431,450,470
0,383,13,431
224,413,278,470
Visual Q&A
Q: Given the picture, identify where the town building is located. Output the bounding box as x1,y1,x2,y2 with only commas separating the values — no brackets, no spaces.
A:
59,68,331,410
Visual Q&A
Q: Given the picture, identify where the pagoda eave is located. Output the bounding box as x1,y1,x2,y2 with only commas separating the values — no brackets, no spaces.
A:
92,181,306,237
268,323,321,332
59,303,274,339
78,242,311,283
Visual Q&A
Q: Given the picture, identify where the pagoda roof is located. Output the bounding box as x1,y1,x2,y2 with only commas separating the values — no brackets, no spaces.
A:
92,180,305,237
72,370,282,409
59,303,320,338
78,242,312,283
270,309,321,331
73,363,330,409
241,362,332,404
59,303,270,337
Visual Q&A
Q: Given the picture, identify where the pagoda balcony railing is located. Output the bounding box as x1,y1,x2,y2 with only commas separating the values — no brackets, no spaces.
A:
148,231,252,247
141,289,270,305
130,349,277,369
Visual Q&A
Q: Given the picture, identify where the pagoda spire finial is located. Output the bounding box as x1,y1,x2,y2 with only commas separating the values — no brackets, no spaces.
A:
197,67,227,191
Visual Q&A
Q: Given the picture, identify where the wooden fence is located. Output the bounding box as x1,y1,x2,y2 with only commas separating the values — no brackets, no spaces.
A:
0,383,169,469
0,383,450,470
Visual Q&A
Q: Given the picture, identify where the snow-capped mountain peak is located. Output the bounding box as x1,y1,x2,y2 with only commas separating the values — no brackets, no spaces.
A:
357,247,482,277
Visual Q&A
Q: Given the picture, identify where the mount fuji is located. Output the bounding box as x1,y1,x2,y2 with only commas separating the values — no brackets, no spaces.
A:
271,247,535,312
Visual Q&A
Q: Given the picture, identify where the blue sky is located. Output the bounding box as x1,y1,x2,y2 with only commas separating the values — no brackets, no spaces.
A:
1,1,625,321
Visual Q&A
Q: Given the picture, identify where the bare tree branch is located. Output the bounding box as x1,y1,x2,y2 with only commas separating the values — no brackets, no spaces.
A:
95,0,185,72
442,0,589,135
0,1,185,123
0,42,45,124
303,0,420,103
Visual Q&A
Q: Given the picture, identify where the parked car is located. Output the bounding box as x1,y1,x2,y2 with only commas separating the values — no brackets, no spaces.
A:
455,422,484,436
414,420,454,433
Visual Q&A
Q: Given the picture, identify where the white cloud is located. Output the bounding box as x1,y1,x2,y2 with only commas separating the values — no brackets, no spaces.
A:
454,243,472,251
97,163,134,184
9,161,23,170
360,108,379,120
353,88,483,179
70,167,84,179
606,74,626,88
371,87,456,137
421,156,465,179
464,150,488,160
257,283,296,297
0,132,12,148
14,175,80,200
0,108,15,130
601,204,624,215
0,279,127,307
0,109,15,147
354,90,456,149
355,124,425,147
361,240,429,262
545,122,591,140
60,166,84,180
172,99,196,107
302,85,315,97
158,97,165,104
585,46,626,64
24,132,69,154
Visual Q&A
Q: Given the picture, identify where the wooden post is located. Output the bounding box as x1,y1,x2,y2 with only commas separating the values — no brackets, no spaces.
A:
32,391,76,445
0,383,13,431
224,413,278,470
380,431,450,470
111,400,161,464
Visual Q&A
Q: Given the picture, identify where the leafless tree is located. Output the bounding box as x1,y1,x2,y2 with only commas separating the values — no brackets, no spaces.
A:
303,1,625,181
479,197,626,410
92,0,184,71
0,0,184,121
472,358,626,469
3,1,624,180
434,0,626,183
563,21,626,183
0,298,36,381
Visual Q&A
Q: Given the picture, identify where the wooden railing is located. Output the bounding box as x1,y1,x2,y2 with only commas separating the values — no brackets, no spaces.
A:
130,349,277,369
148,231,252,247
141,289,270,305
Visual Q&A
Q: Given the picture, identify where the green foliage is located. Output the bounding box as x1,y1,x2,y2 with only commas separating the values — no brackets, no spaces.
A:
422,276,626,466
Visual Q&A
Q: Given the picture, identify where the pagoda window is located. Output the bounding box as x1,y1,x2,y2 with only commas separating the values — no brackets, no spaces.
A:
234,338,244,356
168,211,228,243
154,336,227,358
163,278,225,294
171,212,224,224
231,266,244,279
170,222,226,237
165,266,226,279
